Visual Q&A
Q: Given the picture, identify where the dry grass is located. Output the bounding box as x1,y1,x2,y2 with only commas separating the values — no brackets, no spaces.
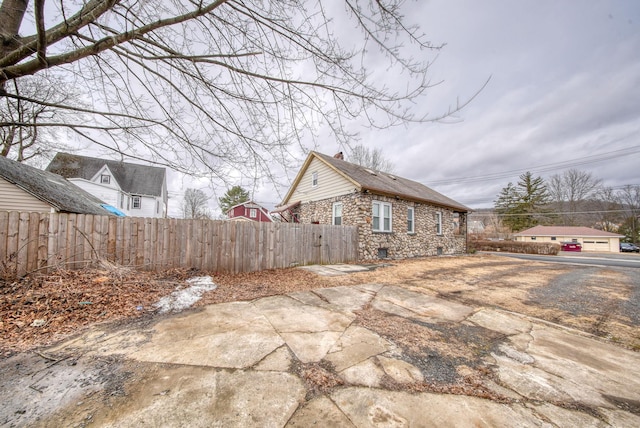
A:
2,253,638,357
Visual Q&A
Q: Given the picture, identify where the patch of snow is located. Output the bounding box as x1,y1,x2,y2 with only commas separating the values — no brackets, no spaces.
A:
155,276,217,314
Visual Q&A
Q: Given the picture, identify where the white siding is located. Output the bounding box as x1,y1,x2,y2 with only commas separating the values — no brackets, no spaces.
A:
70,179,165,217
70,179,119,207
0,177,53,213
130,195,160,217
289,158,356,203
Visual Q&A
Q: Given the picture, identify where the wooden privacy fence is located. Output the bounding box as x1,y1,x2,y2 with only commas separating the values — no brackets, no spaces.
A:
0,212,359,278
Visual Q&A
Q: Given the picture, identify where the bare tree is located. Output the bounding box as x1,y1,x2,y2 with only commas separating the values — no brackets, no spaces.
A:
593,186,622,232
618,185,640,243
1,75,76,164
348,144,395,172
0,1,482,182
548,169,602,225
182,188,211,219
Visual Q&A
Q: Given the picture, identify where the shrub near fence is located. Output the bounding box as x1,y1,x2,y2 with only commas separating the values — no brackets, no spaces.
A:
470,240,560,255
0,212,359,279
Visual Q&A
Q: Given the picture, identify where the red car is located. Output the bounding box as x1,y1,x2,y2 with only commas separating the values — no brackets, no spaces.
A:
561,242,582,252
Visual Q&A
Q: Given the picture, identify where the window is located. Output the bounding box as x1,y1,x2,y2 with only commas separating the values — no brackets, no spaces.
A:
333,202,343,225
551,236,556,241
132,195,141,209
100,174,110,184
119,193,124,208
311,171,318,187
372,201,392,232
157,200,160,214
407,207,414,233
435,212,442,235
249,208,257,218
531,236,537,241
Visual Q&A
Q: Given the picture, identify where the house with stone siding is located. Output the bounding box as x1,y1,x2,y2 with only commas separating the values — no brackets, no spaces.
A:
273,151,470,260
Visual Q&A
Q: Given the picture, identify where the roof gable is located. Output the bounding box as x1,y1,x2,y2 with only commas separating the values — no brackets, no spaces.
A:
0,156,112,215
227,200,269,212
46,152,166,197
282,151,469,212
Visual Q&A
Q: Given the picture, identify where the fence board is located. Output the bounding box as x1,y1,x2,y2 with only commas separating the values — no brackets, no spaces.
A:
26,212,40,274
0,212,358,278
37,214,48,271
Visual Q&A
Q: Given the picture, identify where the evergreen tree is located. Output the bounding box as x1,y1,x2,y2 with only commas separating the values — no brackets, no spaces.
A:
218,186,250,214
494,172,550,232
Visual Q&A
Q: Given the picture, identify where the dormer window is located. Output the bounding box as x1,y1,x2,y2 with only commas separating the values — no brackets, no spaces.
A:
101,174,111,184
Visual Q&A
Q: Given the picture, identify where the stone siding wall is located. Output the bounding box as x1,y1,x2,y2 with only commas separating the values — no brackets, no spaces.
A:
290,192,467,261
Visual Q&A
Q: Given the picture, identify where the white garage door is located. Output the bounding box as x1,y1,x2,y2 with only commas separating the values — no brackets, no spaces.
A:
581,240,611,252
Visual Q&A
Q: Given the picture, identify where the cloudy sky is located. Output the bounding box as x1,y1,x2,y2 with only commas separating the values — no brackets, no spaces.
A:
164,1,640,215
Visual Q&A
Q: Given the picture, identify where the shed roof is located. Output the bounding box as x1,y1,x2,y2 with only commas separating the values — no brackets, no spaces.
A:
46,152,166,197
282,151,470,212
0,156,112,215
514,225,624,238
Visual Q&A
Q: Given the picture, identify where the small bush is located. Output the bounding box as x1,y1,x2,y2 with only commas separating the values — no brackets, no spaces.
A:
469,240,559,255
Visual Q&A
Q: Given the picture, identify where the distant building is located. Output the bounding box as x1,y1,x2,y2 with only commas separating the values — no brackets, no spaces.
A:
47,152,168,218
226,201,273,222
514,226,624,252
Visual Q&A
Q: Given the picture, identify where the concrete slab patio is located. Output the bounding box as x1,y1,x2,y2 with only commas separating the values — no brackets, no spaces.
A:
2,280,640,427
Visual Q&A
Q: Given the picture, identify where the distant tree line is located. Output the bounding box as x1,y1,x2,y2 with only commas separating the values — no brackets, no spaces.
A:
494,169,639,243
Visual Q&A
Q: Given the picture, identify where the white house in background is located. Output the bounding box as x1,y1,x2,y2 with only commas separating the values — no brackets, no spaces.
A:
514,225,624,253
46,152,168,218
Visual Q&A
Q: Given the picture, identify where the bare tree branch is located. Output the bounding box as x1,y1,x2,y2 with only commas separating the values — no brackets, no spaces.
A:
0,0,483,182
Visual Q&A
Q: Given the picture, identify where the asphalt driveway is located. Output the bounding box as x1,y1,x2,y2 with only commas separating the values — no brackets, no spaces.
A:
2,271,639,427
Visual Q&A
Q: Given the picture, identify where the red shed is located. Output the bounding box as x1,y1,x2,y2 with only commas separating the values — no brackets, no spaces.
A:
226,201,273,222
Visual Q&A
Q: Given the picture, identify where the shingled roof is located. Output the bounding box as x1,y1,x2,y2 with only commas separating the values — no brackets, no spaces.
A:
46,152,166,197
285,151,470,212
0,156,112,215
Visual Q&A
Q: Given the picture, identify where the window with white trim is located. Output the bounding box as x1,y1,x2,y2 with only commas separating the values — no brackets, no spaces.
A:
249,208,257,218
435,211,442,235
333,202,343,225
372,201,392,232
407,207,414,233
311,171,318,187
132,195,141,209
100,174,111,184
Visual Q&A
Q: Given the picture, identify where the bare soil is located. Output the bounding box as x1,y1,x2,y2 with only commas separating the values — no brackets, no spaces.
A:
2,253,639,358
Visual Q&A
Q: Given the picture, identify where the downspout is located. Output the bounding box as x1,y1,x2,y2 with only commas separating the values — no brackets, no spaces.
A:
466,212,469,254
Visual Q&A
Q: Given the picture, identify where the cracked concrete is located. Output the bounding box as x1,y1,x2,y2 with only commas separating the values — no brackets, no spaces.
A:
2,279,640,427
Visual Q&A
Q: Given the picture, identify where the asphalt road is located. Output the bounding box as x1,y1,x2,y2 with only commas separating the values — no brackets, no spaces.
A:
491,251,640,269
